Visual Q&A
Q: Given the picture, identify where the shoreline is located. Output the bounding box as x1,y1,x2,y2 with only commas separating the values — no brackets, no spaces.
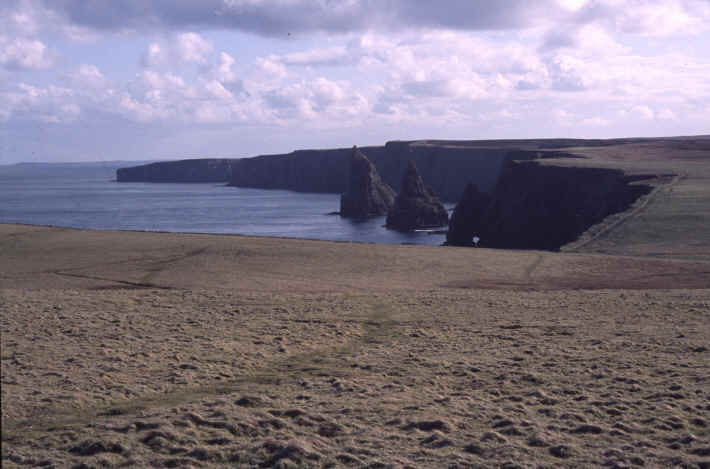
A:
0,221,445,247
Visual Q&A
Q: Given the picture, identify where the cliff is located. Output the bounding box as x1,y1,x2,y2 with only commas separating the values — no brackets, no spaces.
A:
116,141,528,201
445,183,491,246
446,159,653,250
340,147,396,217
228,146,388,193
227,142,513,202
116,159,233,183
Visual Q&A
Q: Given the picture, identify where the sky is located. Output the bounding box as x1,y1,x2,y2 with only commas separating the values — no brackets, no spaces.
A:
1,0,709,164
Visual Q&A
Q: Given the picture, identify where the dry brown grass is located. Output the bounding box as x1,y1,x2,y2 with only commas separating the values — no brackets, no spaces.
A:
2,224,709,468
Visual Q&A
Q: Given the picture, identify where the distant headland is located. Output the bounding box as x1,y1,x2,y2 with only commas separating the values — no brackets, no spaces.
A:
116,136,710,253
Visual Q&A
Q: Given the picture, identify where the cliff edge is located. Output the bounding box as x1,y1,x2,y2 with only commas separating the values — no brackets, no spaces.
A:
117,159,233,183
446,159,653,250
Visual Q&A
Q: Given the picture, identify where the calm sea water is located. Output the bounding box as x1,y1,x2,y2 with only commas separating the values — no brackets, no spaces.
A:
0,162,450,246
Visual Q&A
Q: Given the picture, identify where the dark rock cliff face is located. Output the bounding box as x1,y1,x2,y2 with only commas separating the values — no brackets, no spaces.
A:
340,147,396,217
445,183,491,246
377,142,509,201
116,159,233,183
227,143,512,202
386,161,449,231
446,160,653,250
116,142,518,201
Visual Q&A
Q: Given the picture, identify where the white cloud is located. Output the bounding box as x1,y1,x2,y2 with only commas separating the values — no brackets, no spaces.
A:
2,0,709,162
72,64,106,88
255,57,287,78
204,80,233,100
547,55,589,91
142,43,165,68
259,76,369,124
1,82,79,123
175,32,213,64
60,24,102,43
610,0,709,36
631,104,655,120
553,108,575,125
582,116,610,126
557,0,589,11
213,52,237,83
657,108,677,120
142,33,213,68
280,46,349,66
0,36,53,70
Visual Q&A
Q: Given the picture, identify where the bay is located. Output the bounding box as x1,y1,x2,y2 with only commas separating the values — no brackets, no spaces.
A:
0,162,449,246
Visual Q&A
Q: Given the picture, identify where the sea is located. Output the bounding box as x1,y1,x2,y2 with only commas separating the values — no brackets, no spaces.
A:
0,162,451,246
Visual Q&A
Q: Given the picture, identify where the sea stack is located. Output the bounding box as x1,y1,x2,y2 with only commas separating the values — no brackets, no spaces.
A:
446,183,491,246
340,146,396,217
386,160,449,231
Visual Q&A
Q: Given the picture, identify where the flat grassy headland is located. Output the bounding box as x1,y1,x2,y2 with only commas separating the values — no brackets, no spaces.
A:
550,137,710,260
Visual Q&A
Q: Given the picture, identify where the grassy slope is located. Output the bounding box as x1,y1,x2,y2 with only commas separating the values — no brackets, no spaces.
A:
537,138,710,261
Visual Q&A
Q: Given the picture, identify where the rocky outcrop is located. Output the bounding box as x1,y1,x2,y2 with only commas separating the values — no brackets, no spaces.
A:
450,160,653,250
340,147,396,217
386,161,449,231
446,183,491,246
116,159,232,183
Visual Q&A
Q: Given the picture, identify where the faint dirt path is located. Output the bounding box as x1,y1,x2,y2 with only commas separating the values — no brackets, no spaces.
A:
523,253,545,280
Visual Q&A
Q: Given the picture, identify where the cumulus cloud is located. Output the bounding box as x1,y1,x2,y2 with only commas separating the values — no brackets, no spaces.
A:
72,64,106,88
279,46,350,67
2,0,709,162
212,52,236,82
572,0,710,36
0,36,53,70
582,116,610,126
142,43,165,68
262,77,368,122
657,108,677,120
254,57,287,79
1,83,79,123
608,0,709,36
630,104,656,120
142,32,213,67
552,108,573,124
175,32,213,63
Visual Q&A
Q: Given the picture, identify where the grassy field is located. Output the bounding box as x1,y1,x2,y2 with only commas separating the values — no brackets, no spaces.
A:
2,222,709,468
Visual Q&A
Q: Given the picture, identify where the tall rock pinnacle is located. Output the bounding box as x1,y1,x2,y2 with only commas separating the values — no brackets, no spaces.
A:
340,146,396,217
386,160,449,231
